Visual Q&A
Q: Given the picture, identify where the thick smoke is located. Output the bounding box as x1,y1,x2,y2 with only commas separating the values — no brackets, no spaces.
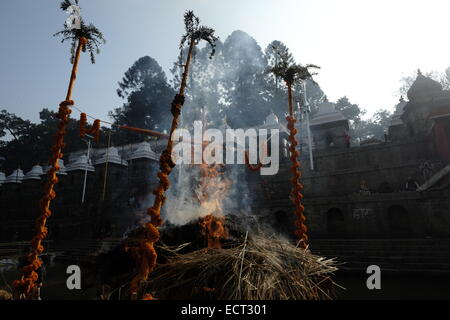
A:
161,31,267,226
153,31,323,228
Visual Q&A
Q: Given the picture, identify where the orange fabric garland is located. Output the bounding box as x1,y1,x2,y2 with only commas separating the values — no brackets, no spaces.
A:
12,100,73,298
79,113,100,142
124,94,184,299
286,115,308,248
13,36,88,299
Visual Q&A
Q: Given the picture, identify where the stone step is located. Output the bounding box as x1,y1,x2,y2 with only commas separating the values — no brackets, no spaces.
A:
311,242,450,249
314,250,450,258
316,252,450,263
339,261,450,272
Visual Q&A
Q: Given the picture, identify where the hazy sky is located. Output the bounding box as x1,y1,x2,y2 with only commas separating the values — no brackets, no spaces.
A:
1,0,450,124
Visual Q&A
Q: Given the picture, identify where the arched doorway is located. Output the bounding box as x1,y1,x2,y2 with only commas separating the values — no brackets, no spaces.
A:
388,205,410,237
326,208,345,237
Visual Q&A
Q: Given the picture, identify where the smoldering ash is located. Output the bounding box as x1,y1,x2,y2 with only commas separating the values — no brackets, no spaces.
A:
171,121,280,176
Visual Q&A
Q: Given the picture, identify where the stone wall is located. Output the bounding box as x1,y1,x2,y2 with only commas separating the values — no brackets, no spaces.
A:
248,134,450,239
1,128,449,241
0,157,160,241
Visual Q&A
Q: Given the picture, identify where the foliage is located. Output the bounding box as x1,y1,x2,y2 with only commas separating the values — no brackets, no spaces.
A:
0,109,106,174
54,0,106,64
221,31,271,128
335,96,365,124
180,10,218,60
110,56,175,142
0,109,34,141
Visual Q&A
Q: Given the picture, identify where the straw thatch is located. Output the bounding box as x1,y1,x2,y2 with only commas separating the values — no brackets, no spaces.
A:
144,235,342,300
0,289,12,300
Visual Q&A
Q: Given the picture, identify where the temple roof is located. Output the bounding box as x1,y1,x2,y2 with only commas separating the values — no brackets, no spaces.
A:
389,96,409,127
257,112,288,134
24,164,44,181
407,70,443,101
310,102,347,127
126,141,157,160
67,155,95,172
93,147,128,166
44,159,68,175
0,172,5,185
5,169,24,184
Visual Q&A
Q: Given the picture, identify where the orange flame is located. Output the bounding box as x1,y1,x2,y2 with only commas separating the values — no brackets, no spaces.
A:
199,214,228,249
196,158,230,249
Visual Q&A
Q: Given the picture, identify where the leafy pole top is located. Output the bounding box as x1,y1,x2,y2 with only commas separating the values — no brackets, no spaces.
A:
54,0,106,64
180,10,218,58
177,10,218,95
270,51,319,98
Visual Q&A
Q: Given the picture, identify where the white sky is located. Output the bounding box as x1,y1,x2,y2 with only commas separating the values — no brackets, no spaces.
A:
212,0,450,115
1,0,450,122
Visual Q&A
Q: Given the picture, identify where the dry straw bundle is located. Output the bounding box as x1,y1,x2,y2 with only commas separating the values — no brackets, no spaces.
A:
145,236,341,300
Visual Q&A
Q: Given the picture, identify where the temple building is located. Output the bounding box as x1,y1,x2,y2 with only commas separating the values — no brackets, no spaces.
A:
309,101,349,149
0,70,449,243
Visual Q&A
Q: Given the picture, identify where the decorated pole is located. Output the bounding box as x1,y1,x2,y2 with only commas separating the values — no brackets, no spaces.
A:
13,0,105,299
285,83,308,248
125,10,218,300
13,36,87,299
269,52,319,249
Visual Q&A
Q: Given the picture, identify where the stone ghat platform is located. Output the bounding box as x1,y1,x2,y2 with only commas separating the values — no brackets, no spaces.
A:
0,239,121,261
310,238,450,275
2,238,450,275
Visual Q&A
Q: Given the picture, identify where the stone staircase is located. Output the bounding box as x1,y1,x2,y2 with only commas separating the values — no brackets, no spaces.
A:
0,241,52,258
310,238,450,274
0,239,122,263
50,239,122,262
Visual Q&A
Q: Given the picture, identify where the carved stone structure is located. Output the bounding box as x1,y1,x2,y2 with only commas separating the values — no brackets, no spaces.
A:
309,101,349,149
1,73,449,241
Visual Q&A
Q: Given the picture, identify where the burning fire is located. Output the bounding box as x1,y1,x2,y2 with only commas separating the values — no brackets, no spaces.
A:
199,214,228,249
196,160,230,249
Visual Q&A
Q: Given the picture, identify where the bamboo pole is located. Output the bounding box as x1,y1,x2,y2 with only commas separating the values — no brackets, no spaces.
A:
101,131,112,201
13,37,87,299
127,37,196,299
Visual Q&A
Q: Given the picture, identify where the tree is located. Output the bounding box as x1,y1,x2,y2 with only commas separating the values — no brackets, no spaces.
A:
0,108,86,174
0,110,38,173
14,0,105,299
441,67,450,90
0,110,33,141
126,10,218,300
222,31,270,128
354,109,392,141
264,41,292,120
188,41,227,129
335,96,365,124
110,56,175,140
333,96,365,143
270,51,319,248
55,0,106,64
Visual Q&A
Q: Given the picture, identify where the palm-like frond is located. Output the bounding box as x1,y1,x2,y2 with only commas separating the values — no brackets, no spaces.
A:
60,0,78,11
54,19,105,64
270,50,320,85
180,10,218,59
272,64,320,85
54,0,105,64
